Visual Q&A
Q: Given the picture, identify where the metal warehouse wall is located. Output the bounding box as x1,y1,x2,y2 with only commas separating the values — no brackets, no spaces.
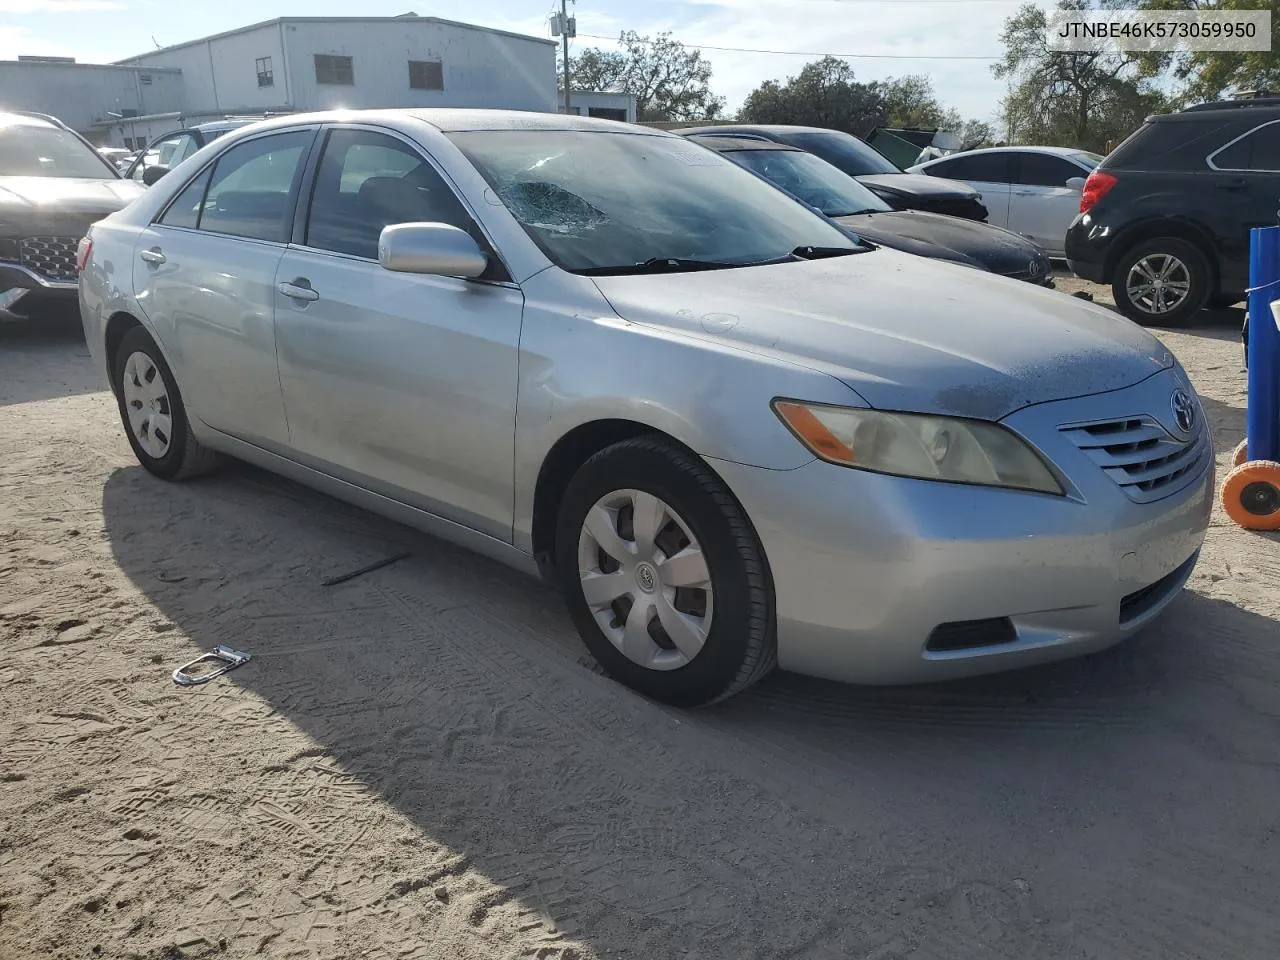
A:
281,20,557,113
116,24,288,115
0,62,185,139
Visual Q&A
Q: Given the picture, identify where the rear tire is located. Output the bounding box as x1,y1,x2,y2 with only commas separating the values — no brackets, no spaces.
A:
1111,237,1210,327
555,436,776,706
112,325,219,481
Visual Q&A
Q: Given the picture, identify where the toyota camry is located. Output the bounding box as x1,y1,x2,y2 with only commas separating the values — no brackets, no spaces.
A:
79,110,1213,706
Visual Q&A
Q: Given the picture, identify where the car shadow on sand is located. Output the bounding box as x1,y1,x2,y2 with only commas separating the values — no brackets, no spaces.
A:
99,458,1280,959
0,313,103,408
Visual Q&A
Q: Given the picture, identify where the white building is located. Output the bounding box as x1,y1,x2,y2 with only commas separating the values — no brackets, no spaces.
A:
560,91,637,123
98,15,557,146
0,57,185,145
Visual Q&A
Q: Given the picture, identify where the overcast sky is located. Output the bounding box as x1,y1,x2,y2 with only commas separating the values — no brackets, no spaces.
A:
0,0,1033,127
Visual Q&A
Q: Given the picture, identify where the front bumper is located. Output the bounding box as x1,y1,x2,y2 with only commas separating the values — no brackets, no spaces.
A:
711,368,1213,685
0,262,78,320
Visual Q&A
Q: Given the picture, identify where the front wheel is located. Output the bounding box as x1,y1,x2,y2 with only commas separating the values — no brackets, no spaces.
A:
1111,237,1210,327
556,436,776,706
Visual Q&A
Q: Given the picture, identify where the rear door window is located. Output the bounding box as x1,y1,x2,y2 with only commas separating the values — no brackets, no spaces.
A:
1211,120,1280,172
197,130,313,243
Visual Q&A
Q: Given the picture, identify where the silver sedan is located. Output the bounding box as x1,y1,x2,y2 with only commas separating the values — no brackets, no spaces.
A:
78,110,1213,706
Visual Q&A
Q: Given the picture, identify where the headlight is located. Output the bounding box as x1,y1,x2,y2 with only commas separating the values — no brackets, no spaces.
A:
773,400,1063,495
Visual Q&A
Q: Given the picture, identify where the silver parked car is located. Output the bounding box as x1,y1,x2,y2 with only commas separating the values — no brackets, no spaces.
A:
79,110,1213,706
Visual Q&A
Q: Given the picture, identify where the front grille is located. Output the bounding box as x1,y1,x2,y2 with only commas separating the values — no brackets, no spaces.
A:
1119,552,1197,624
926,617,1017,652
1060,414,1209,503
19,236,80,282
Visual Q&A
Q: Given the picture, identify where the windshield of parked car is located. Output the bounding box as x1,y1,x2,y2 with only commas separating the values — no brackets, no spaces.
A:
0,120,117,179
729,148,891,217
447,130,861,273
1068,151,1105,169
774,130,901,176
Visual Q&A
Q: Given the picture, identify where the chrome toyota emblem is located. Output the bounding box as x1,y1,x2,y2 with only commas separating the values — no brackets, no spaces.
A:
1171,389,1196,435
1028,258,1039,275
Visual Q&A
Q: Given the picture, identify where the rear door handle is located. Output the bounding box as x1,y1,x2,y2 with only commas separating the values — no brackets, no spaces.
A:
139,247,166,265
277,279,319,302
1218,178,1248,192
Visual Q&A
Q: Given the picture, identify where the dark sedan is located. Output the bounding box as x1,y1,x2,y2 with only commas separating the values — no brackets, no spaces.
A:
678,123,989,221
695,137,1053,286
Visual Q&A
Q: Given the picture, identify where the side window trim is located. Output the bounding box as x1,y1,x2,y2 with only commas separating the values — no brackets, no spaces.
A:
151,126,322,246
1207,118,1280,173
293,122,514,283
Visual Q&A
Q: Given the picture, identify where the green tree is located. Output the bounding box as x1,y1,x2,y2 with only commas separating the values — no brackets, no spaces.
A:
1136,0,1280,102
739,56,888,135
883,75,951,128
563,31,725,122
993,0,1168,150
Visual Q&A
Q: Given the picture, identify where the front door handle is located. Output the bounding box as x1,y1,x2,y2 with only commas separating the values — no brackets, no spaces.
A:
139,247,166,265
1217,178,1248,192
277,279,319,302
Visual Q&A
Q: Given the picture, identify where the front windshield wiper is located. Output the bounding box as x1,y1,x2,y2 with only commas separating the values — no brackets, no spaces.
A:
829,208,883,217
576,257,767,276
790,245,863,260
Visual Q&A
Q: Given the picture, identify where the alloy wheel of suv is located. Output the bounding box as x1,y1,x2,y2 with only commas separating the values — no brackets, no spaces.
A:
1112,237,1210,327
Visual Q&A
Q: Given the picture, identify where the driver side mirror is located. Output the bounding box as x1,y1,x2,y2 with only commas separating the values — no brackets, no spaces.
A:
378,222,488,279
1066,176,1086,191
142,164,171,187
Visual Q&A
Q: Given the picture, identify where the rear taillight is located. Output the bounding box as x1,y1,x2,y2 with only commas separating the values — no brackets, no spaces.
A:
75,235,93,274
1079,171,1117,213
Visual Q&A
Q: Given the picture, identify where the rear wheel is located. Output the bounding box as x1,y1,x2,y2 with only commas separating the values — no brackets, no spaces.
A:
556,436,775,706
112,326,219,481
1112,237,1210,327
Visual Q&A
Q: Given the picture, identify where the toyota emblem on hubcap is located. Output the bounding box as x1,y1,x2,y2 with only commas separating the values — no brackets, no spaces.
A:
1171,388,1196,435
635,562,657,593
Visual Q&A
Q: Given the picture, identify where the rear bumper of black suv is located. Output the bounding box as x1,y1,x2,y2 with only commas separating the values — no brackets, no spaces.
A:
1064,213,1110,283
0,262,78,320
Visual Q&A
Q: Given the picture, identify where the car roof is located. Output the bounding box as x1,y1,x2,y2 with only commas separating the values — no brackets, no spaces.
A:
679,124,846,136
691,136,801,153
0,111,60,129
927,145,1096,158
207,108,669,139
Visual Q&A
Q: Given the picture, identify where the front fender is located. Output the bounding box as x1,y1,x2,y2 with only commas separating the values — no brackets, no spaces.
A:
511,270,863,552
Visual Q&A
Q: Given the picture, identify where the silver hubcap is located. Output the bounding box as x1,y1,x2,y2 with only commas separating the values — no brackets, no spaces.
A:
121,351,173,459
577,489,714,671
1126,253,1191,315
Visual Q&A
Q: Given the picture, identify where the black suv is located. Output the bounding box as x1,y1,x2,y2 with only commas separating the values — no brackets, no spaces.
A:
1066,97,1280,326
677,124,989,221
0,111,144,321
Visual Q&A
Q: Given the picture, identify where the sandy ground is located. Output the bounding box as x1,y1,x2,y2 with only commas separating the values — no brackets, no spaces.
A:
1,279,1278,960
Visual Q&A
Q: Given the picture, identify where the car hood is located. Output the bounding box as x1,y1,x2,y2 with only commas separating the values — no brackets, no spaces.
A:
589,251,1172,421
837,209,1048,277
0,176,145,215
855,172,979,199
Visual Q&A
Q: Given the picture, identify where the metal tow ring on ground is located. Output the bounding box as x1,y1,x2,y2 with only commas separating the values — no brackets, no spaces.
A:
172,645,252,686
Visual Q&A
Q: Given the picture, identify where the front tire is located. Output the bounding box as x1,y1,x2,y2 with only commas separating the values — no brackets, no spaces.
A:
1111,237,1210,327
111,325,218,481
556,436,776,706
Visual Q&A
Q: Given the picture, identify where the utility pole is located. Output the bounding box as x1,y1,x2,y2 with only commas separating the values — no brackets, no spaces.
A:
554,0,575,115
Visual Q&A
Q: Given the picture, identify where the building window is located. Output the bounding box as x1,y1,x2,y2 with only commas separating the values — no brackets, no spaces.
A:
408,59,443,91
314,54,354,86
588,107,627,122
139,74,152,86
256,56,274,88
